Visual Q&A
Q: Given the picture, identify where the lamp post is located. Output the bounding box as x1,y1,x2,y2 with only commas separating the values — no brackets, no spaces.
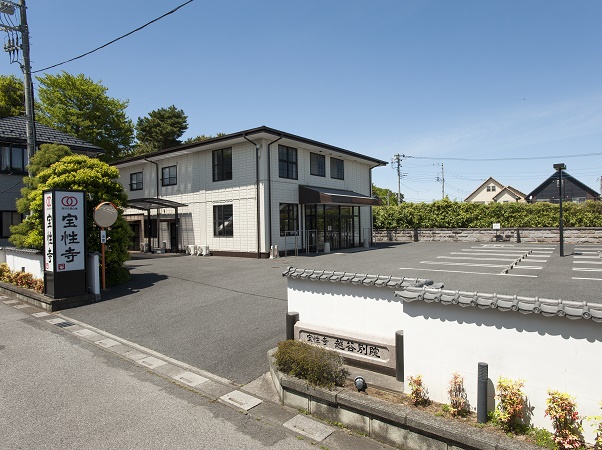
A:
553,163,566,257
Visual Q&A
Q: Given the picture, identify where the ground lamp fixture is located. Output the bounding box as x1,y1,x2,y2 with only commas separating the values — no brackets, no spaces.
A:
553,163,566,257
93,202,119,289
354,376,367,393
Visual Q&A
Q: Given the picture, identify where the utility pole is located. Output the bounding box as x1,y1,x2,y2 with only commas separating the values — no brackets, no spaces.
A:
1,0,36,171
391,154,403,204
435,163,445,199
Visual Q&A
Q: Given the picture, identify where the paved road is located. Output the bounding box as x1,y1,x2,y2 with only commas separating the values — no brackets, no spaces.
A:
1,299,393,450
60,242,601,387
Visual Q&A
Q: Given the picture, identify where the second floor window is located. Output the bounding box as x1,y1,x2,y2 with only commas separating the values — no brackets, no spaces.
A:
1,145,28,174
330,157,344,180
1,211,22,238
310,153,325,177
278,145,297,179
162,165,177,186
213,147,232,182
130,172,143,191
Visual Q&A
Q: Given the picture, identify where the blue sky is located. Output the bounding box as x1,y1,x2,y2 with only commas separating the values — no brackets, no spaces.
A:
3,0,602,201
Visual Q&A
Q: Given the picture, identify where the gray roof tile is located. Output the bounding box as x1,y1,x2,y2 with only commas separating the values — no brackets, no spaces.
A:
0,116,103,154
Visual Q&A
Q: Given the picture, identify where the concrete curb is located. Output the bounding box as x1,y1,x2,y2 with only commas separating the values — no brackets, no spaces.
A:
268,349,541,450
0,282,97,312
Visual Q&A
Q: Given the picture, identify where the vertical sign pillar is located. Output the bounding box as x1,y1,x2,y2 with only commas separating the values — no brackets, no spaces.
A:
43,190,87,298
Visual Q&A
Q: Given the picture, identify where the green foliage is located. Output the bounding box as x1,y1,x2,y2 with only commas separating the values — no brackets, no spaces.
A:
373,199,602,229
372,184,399,206
274,340,349,389
0,263,44,293
10,155,132,285
494,377,527,433
182,132,227,144
526,427,556,449
587,401,602,449
0,74,25,117
36,71,134,161
545,390,584,450
135,105,188,153
448,372,470,417
407,375,430,406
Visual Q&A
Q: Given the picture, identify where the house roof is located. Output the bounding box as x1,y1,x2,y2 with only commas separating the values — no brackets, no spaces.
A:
0,116,104,155
527,171,600,200
464,177,505,202
112,126,388,168
492,185,527,202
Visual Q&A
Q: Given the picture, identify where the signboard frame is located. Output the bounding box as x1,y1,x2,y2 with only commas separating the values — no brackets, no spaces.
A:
43,189,88,298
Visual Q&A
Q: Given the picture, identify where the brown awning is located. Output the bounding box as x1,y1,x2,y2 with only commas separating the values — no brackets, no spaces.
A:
299,185,381,206
126,198,187,211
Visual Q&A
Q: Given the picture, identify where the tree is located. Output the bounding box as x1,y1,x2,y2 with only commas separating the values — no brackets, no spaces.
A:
10,155,132,285
372,184,399,206
0,74,25,118
36,71,134,161
135,105,188,153
14,144,73,223
183,132,227,144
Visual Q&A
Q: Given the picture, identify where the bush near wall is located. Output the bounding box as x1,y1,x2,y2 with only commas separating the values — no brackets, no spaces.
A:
373,199,602,229
0,263,43,293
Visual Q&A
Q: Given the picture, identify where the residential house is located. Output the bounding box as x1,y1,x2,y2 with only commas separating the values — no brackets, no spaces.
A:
0,116,103,245
464,177,526,203
113,126,387,257
527,170,600,203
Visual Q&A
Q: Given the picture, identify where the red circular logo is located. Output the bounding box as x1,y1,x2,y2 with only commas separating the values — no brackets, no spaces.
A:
61,196,78,207
46,197,52,207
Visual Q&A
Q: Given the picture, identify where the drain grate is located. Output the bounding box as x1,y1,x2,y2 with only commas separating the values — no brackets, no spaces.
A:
55,321,75,328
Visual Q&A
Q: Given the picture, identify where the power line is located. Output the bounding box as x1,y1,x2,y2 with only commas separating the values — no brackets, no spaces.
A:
404,151,602,162
32,0,195,73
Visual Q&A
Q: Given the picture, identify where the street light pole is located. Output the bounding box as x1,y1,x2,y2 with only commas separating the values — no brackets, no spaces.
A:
554,163,566,257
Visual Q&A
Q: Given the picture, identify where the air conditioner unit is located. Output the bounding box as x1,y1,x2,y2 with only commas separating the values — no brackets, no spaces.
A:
185,245,196,255
197,245,210,256
140,243,149,253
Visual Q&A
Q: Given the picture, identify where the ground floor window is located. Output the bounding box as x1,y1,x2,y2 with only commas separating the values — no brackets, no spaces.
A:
304,205,360,250
214,204,233,237
279,203,298,236
1,211,22,238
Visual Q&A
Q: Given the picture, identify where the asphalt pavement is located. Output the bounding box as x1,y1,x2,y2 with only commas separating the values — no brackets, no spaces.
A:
60,242,601,386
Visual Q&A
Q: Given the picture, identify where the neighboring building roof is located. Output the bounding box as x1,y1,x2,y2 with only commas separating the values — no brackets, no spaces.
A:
464,177,505,202
112,126,388,168
492,186,527,202
0,116,104,155
527,171,600,201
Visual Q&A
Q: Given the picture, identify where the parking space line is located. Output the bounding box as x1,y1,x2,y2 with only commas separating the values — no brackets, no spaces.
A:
437,256,516,262
572,277,602,281
574,261,602,265
399,267,537,277
572,268,602,272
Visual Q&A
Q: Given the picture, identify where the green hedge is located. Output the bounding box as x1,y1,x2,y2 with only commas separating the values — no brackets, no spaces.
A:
373,199,602,229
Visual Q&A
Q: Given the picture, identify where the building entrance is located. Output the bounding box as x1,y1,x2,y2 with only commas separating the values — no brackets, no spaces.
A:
304,205,360,251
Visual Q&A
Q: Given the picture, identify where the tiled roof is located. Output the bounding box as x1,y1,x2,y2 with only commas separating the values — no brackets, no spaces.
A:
395,287,602,322
282,266,602,322
0,116,104,154
282,267,439,289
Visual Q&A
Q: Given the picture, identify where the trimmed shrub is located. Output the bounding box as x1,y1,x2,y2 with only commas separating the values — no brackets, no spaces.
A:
407,374,430,406
0,263,44,294
494,377,527,432
545,389,583,449
373,199,602,229
274,340,349,389
448,372,470,417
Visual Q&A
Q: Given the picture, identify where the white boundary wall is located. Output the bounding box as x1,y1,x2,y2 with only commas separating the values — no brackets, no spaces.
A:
287,278,602,442
0,248,43,279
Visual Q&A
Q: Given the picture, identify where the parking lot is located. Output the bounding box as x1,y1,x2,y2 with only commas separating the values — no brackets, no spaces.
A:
61,241,601,386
